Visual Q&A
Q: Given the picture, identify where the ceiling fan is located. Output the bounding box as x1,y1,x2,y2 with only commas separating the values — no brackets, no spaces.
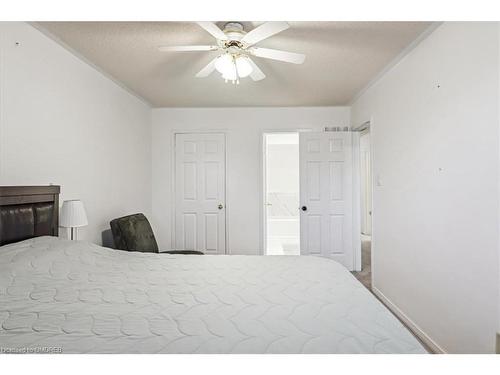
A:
158,21,306,84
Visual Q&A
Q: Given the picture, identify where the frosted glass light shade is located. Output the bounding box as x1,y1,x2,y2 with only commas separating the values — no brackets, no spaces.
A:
222,68,237,81
215,54,253,81
215,54,233,75
60,200,88,228
235,56,252,78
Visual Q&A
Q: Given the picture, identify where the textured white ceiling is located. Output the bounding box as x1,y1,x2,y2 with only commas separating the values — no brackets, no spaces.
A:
35,22,432,107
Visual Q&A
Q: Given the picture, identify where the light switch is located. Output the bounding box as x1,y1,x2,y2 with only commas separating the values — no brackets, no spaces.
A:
376,174,383,187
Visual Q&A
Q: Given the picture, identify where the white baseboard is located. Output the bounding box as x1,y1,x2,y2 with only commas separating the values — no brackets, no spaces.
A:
372,286,446,354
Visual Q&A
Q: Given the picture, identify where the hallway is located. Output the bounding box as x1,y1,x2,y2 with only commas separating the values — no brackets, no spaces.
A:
352,235,371,289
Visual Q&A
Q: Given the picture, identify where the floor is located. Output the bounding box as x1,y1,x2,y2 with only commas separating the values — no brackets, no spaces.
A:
266,236,300,255
352,234,372,289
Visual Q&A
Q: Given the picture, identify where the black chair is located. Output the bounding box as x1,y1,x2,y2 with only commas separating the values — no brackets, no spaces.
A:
110,213,203,255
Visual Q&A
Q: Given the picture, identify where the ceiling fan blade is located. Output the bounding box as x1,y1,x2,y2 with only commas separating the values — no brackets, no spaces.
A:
196,22,228,40
247,58,266,81
195,57,218,78
250,47,305,64
241,22,290,46
158,45,218,52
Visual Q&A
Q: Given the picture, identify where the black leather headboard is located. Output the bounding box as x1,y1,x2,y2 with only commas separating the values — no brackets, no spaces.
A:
0,186,60,246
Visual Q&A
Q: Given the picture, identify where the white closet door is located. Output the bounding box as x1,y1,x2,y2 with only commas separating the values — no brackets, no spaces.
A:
175,133,226,254
299,132,354,270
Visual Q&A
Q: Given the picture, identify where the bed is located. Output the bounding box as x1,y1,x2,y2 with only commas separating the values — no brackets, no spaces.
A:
0,186,425,354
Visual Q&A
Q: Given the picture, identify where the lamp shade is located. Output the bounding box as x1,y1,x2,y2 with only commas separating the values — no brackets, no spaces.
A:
60,200,88,228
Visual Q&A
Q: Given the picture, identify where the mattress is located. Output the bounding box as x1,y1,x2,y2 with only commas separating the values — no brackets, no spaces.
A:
0,236,425,354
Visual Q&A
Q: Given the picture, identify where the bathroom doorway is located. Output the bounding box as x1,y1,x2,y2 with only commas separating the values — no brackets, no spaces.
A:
263,132,300,255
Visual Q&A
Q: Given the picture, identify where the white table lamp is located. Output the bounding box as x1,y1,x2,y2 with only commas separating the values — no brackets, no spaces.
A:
60,199,88,240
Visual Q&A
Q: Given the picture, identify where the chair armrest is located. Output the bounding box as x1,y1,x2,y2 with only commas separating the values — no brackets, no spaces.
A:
163,250,204,255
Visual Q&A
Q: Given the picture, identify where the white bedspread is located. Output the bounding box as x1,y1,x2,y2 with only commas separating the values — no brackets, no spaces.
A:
0,237,425,353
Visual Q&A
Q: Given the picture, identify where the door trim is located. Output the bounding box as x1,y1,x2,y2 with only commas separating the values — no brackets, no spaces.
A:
352,131,361,271
352,117,375,284
172,131,228,254
359,127,372,235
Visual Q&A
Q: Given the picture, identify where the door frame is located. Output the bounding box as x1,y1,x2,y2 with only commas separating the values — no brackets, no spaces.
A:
352,118,375,279
359,128,372,235
171,130,228,254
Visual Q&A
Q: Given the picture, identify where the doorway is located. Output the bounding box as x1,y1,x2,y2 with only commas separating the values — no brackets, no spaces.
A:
354,127,372,289
263,133,300,255
262,130,357,269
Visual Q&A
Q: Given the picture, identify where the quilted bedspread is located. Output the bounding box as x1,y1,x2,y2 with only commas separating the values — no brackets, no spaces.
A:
0,237,425,353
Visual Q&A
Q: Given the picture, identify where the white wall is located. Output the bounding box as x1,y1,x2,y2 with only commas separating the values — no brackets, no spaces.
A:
0,22,152,245
151,107,350,254
498,23,500,353
351,22,499,353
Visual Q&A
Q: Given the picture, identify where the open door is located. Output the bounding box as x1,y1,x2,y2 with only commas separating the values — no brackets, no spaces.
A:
299,131,354,270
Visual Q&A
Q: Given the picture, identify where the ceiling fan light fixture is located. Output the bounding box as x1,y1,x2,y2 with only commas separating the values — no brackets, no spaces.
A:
222,68,237,81
235,56,252,78
214,54,234,75
215,53,253,83
160,22,305,83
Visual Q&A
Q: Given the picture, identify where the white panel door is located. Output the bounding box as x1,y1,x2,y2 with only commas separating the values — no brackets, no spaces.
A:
175,133,226,254
299,132,354,269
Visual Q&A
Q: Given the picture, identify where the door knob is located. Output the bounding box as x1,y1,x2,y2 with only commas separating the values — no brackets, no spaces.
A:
218,204,224,210
301,206,307,211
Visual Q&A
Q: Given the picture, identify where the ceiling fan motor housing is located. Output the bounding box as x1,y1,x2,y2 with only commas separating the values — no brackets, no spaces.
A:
223,22,246,42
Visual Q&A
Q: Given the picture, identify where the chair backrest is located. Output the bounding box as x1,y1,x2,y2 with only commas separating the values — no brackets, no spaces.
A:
110,213,159,253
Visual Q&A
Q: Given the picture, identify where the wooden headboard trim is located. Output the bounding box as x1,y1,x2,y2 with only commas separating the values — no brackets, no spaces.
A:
0,185,60,199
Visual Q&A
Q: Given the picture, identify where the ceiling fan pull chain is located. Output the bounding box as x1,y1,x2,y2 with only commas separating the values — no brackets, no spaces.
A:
233,55,240,85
